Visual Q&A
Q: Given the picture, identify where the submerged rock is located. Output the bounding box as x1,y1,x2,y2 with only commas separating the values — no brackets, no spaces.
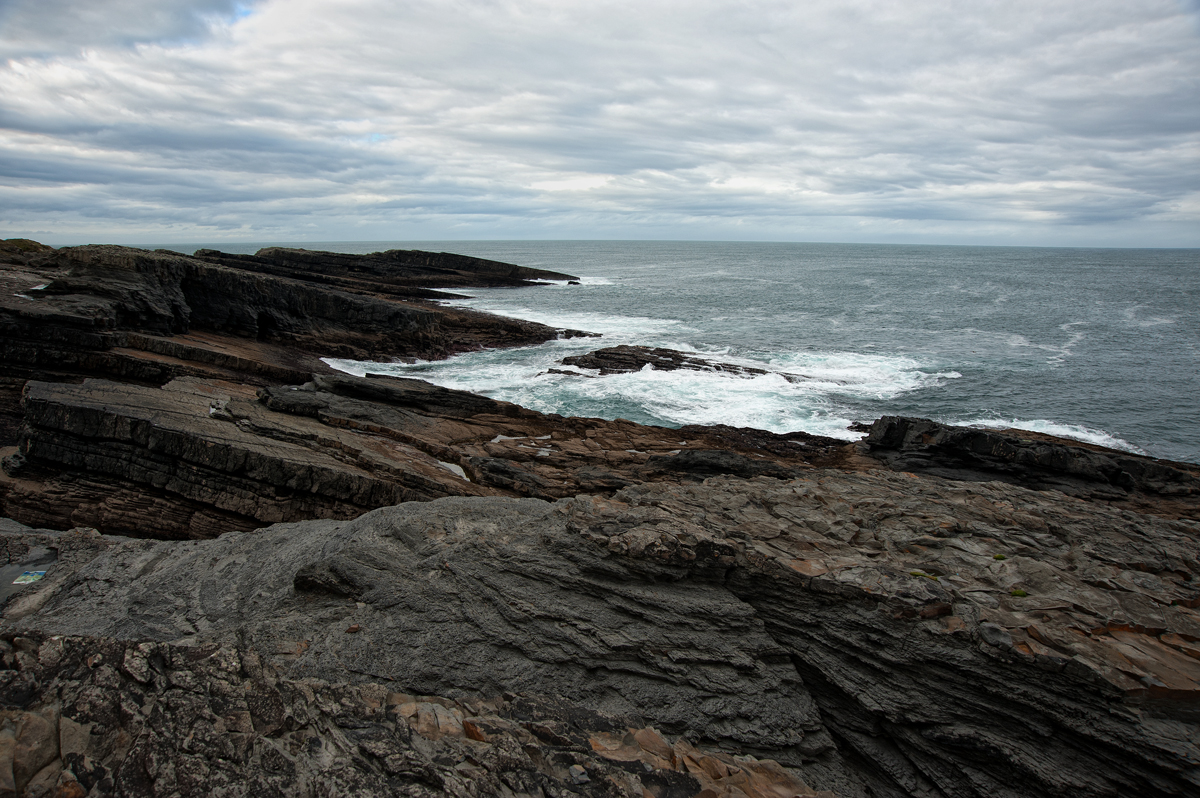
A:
559,344,819,382
559,345,770,376
557,345,827,384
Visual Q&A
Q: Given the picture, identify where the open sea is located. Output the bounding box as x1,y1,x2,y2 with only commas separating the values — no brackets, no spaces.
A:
171,241,1200,464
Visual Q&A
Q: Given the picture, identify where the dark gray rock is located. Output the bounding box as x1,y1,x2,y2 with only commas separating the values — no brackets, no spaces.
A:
5,470,1200,797
556,345,831,386
0,631,827,798
560,345,769,376
195,245,579,294
863,416,1200,509
559,345,819,383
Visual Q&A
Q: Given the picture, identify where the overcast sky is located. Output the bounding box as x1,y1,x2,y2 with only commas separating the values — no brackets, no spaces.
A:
1,0,1198,247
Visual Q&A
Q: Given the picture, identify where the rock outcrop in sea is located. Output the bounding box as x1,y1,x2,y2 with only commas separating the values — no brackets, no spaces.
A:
1,239,1198,797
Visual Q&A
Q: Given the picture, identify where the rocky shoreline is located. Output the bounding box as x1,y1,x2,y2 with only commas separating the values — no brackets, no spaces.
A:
1,239,1198,797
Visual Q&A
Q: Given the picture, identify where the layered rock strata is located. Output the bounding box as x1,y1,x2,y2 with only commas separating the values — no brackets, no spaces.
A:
863,416,1200,520
0,630,829,798
0,241,587,447
3,470,1199,797
193,245,579,299
4,242,582,360
4,237,1200,798
0,373,843,538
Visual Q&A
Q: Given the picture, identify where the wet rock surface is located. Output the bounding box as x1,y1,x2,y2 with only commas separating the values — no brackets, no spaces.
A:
558,345,814,383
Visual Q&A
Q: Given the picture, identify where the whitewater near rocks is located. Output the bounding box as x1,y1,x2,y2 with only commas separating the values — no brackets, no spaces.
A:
318,240,1200,462
0,239,1198,798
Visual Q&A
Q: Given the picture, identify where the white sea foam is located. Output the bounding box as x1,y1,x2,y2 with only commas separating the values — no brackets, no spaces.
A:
325,343,956,441
1006,326,1087,366
324,349,1149,453
576,276,614,286
1121,305,1176,328
764,351,960,398
954,418,1146,454
535,275,614,290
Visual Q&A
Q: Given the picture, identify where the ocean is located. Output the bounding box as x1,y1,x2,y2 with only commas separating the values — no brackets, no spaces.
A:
172,241,1200,464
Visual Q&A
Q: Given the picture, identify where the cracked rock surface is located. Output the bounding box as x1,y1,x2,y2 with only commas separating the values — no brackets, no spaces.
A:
1,374,843,538
0,632,830,798
3,469,1199,797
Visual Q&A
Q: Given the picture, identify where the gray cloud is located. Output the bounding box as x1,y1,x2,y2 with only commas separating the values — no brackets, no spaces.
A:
0,0,255,56
0,0,1197,246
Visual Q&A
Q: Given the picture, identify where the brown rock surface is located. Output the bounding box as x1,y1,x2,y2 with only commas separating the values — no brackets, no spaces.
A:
4,237,1200,798
0,631,825,798
0,373,844,538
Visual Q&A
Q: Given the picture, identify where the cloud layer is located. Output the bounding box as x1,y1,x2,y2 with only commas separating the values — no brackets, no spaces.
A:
1,0,1198,245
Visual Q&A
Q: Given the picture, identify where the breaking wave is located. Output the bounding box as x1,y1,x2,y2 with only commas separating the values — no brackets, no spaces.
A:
952,418,1146,454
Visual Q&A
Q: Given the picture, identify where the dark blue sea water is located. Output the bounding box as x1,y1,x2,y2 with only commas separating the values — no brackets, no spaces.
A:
173,241,1200,463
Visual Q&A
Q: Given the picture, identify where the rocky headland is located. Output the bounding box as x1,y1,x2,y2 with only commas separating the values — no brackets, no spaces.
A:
1,238,1198,797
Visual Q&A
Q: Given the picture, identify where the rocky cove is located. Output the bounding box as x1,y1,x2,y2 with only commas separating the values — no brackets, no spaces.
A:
0,238,1198,798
